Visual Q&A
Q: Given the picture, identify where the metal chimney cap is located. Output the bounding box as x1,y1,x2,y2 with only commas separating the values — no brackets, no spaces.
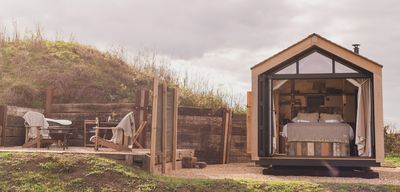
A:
352,44,360,54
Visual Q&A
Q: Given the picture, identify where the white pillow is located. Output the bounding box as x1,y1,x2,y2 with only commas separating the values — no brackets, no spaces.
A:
292,117,310,123
324,119,341,123
319,113,344,123
296,112,319,123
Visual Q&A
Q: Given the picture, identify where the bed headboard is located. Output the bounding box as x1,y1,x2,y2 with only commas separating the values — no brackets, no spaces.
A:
292,106,342,117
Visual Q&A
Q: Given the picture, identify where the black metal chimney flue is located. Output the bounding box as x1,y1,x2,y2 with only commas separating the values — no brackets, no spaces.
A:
352,44,360,54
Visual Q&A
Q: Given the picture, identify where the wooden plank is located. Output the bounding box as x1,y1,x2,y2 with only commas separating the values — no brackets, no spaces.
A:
0,105,6,146
1,106,8,146
5,116,24,127
178,107,224,117
4,127,25,137
6,106,43,117
162,82,167,174
4,136,25,146
149,77,158,173
221,108,230,164
149,77,159,174
51,103,136,113
246,91,252,153
172,88,178,170
226,109,233,163
307,142,314,156
136,90,149,148
45,85,54,116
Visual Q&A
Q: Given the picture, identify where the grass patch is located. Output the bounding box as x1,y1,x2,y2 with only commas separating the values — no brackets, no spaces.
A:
384,154,400,167
1,152,399,192
324,183,400,192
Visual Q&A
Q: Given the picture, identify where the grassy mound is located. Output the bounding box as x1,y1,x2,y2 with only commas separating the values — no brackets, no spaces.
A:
0,34,236,110
1,152,399,192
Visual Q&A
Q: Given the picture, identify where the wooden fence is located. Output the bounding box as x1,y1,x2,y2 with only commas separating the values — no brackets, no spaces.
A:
0,103,250,164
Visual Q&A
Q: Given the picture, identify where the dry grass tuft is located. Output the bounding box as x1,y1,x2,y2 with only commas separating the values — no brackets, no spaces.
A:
0,27,244,112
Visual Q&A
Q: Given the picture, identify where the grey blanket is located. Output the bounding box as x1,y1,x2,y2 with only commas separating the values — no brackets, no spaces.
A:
283,122,354,143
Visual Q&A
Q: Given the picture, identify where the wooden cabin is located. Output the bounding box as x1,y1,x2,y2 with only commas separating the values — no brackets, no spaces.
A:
248,33,384,167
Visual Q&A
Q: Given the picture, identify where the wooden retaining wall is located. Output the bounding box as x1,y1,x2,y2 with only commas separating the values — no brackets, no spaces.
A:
0,105,44,146
49,103,137,146
48,103,250,164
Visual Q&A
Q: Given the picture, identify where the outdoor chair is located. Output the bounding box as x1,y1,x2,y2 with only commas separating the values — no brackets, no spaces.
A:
22,111,72,149
90,112,147,151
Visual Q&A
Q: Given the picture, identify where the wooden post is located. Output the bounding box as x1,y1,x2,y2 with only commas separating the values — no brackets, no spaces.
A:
136,90,149,148
172,88,178,170
226,109,233,164
149,78,159,174
161,82,167,174
45,85,54,117
0,105,7,146
246,91,252,153
221,108,228,164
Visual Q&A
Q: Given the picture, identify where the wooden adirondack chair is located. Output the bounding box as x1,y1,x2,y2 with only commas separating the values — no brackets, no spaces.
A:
91,121,147,151
22,111,72,149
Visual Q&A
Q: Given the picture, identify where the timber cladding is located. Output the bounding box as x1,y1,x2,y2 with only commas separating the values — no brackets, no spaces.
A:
0,105,44,146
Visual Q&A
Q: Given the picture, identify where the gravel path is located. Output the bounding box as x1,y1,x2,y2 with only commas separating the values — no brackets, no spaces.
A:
166,162,400,185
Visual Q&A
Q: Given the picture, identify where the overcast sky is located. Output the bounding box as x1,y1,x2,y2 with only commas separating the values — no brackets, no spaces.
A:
1,0,399,127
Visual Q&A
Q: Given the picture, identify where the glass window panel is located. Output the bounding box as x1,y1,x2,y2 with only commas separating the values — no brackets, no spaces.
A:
276,63,296,74
299,52,332,74
273,80,291,94
335,61,358,73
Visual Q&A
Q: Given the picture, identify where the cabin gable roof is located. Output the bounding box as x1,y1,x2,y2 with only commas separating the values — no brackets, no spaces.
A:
251,33,382,75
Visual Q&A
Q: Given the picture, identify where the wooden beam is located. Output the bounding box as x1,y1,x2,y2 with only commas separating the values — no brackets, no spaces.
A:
226,109,233,164
149,77,159,174
221,108,229,164
136,90,149,148
162,82,168,174
246,92,252,153
172,88,178,170
0,106,7,146
45,85,54,116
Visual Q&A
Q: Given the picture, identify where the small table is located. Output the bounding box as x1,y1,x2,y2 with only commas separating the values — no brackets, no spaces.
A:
48,126,76,150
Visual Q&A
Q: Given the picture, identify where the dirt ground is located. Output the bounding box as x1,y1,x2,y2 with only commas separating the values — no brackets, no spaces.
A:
167,162,400,185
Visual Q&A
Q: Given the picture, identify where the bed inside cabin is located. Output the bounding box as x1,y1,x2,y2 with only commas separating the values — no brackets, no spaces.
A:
272,78,372,158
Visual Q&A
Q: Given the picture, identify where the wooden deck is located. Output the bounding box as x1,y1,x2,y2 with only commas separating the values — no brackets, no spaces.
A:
0,146,194,157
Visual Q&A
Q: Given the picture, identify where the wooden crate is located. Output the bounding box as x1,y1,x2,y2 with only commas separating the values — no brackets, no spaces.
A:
286,141,349,157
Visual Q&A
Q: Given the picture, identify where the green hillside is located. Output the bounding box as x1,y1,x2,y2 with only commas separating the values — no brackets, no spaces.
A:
0,34,229,109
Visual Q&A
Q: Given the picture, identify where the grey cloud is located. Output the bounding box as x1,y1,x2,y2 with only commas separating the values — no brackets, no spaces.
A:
0,0,400,125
